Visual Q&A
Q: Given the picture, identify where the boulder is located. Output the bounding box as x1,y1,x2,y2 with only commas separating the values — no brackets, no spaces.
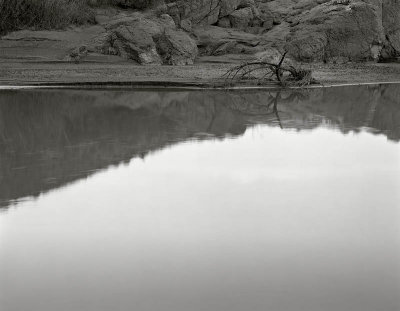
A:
217,17,232,28
229,7,254,28
155,29,198,65
238,0,261,18
112,24,162,64
102,15,176,64
219,0,241,17
260,11,274,30
382,0,400,57
166,2,181,26
180,19,193,32
285,0,386,61
182,0,221,25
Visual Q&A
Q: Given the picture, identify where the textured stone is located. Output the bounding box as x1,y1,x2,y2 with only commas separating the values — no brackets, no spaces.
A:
382,0,400,57
155,29,198,65
217,17,232,28
114,0,164,9
219,0,241,17
180,19,193,32
194,26,262,56
112,24,162,64
229,7,254,28
103,15,176,64
285,0,386,61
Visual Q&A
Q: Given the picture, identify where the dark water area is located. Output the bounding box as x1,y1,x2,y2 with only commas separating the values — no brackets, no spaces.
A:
0,85,400,311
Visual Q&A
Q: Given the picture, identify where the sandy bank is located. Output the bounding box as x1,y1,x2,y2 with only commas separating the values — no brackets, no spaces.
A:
1,59,400,88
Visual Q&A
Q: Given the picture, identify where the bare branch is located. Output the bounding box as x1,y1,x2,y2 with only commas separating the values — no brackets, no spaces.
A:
223,54,316,87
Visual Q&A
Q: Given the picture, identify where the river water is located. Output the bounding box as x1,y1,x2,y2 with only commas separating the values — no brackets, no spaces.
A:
1,85,400,311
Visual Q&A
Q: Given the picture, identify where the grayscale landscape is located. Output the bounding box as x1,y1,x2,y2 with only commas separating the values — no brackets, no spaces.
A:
0,1,400,311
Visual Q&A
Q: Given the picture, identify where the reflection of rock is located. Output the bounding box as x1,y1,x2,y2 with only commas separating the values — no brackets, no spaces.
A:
1,84,399,208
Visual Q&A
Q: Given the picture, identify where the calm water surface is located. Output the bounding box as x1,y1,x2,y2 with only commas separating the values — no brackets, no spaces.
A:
1,85,400,311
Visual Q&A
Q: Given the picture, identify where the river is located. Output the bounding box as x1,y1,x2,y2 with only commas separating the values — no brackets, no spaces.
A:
1,84,399,311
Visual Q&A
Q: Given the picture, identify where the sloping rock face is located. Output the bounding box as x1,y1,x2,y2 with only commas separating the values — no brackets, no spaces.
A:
155,29,198,65
229,7,254,29
284,0,385,61
101,15,172,64
110,23,162,64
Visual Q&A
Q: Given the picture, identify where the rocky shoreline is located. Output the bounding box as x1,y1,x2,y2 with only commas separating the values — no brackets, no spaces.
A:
1,0,400,86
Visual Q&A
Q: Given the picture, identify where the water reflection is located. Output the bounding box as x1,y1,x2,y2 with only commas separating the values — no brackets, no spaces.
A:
1,85,400,311
0,85,400,208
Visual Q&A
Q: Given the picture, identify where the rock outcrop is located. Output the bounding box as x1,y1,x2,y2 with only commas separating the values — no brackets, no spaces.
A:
97,12,198,65
176,0,400,61
260,0,400,61
284,0,385,61
229,7,254,29
1,0,399,63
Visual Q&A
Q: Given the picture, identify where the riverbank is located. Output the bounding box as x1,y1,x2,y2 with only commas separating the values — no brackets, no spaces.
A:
1,60,400,88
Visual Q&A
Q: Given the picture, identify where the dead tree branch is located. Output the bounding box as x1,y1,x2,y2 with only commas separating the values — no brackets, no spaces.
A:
223,52,316,87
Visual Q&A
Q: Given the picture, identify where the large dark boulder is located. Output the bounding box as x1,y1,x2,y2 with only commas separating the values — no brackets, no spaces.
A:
229,7,254,29
111,23,162,64
155,29,198,65
97,12,198,65
99,13,175,64
284,1,385,61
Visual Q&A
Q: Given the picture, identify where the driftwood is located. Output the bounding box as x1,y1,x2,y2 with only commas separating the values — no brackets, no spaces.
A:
223,52,316,87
